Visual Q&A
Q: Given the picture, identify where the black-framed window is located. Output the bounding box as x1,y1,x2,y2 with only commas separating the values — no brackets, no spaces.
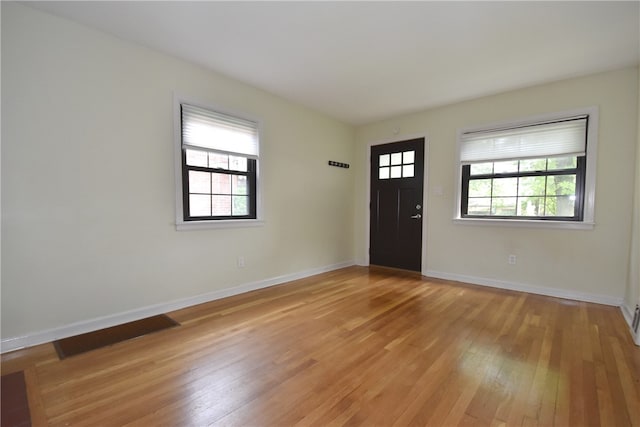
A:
180,103,259,221
461,155,585,220
458,114,592,222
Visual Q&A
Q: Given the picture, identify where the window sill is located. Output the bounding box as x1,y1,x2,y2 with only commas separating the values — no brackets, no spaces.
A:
453,217,594,230
176,219,265,231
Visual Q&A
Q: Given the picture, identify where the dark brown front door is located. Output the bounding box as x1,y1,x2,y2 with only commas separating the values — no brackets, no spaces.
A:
370,138,424,272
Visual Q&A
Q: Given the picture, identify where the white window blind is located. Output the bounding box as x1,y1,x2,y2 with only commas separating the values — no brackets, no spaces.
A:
460,117,587,164
181,104,259,158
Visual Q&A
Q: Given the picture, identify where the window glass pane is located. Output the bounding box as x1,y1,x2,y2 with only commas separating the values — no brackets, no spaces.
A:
209,153,228,169
494,160,518,174
491,197,517,216
468,198,491,215
379,154,390,167
390,165,402,178
546,175,576,196
403,151,415,164
468,179,492,198
229,155,248,172
212,195,232,216
402,164,414,178
189,195,211,216
232,175,248,195
188,171,211,194
186,149,208,167
379,167,390,180
547,156,577,170
547,196,576,216
232,196,249,216
545,196,575,217
211,173,231,194
518,176,546,196
519,158,547,172
391,153,402,165
518,196,545,216
470,162,493,175
492,177,517,197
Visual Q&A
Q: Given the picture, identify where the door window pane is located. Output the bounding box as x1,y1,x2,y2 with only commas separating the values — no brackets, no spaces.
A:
403,151,415,164
379,151,416,180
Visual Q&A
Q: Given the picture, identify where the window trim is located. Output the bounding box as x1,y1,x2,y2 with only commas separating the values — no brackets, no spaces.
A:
173,95,264,230
454,107,598,229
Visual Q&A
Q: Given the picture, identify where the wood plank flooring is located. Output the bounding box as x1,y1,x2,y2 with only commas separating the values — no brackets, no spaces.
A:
2,266,639,426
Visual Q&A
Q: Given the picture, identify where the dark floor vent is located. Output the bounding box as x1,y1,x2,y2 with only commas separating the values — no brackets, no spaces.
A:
632,304,640,333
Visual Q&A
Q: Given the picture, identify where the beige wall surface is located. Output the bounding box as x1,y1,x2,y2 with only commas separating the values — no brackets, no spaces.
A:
1,3,355,340
355,67,639,301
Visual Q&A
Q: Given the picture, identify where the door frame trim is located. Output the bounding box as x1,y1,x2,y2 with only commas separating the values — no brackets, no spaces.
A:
364,133,429,274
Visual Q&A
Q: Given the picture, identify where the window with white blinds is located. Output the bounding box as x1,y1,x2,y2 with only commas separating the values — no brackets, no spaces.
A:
181,103,259,158
175,101,261,228
455,108,598,228
460,117,587,164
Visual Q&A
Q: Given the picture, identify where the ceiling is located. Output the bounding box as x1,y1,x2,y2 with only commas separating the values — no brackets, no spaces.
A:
28,1,640,125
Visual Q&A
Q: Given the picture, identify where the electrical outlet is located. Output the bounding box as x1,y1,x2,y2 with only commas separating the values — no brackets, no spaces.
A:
237,256,245,268
508,255,517,265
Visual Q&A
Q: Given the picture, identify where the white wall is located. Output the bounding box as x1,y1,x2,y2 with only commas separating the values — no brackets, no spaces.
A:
1,3,355,345
355,67,639,303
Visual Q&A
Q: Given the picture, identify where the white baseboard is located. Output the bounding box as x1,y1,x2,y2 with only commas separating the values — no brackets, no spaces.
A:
621,303,634,325
1,260,354,354
424,269,624,307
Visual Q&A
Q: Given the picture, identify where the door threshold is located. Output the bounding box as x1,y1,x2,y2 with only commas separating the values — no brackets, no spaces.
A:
368,264,424,278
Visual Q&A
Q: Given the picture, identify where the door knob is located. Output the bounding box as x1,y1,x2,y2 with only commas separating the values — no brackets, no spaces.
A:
411,214,422,219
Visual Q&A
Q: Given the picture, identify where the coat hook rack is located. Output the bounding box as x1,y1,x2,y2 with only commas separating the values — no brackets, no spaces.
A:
328,160,350,169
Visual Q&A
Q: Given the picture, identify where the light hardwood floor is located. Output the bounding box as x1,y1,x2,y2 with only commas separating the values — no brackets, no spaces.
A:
2,266,640,426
